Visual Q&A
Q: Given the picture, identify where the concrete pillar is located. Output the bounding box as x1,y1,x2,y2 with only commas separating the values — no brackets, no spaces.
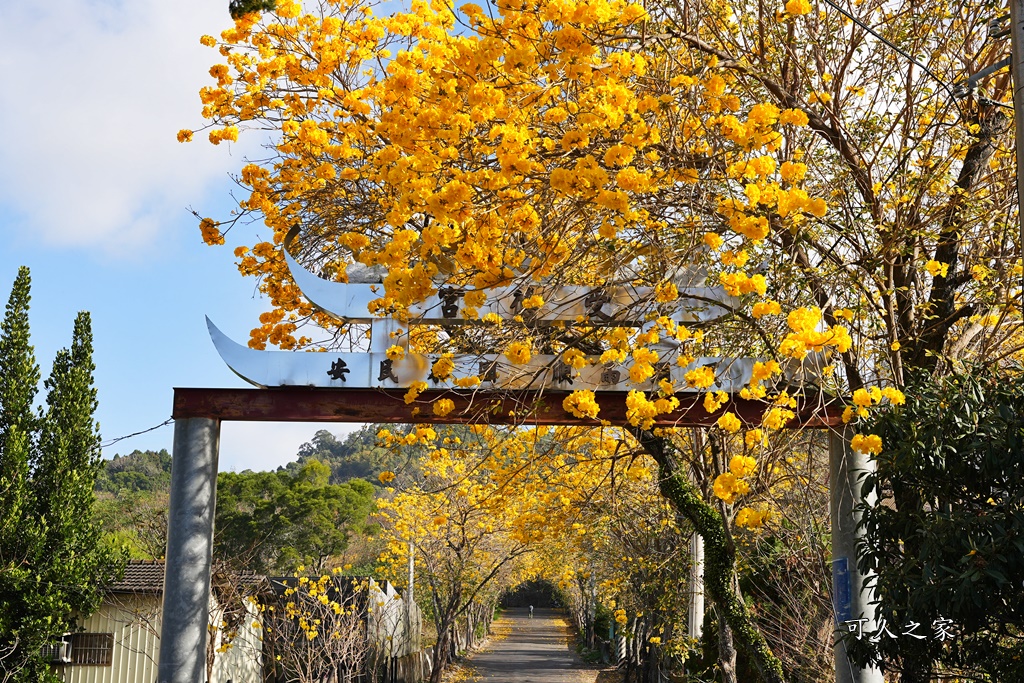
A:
688,533,705,641
158,417,221,683
407,540,415,604
405,540,415,656
829,428,883,683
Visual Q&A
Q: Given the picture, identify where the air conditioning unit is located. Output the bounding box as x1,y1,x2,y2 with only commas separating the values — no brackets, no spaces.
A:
41,640,72,664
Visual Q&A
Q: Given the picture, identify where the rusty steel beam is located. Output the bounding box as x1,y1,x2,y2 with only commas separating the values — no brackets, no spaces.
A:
173,387,843,428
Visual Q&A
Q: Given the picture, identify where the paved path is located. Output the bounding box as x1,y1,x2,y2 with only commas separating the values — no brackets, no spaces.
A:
468,608,602,682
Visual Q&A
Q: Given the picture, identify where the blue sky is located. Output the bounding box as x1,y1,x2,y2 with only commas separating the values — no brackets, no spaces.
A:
0,0,356,471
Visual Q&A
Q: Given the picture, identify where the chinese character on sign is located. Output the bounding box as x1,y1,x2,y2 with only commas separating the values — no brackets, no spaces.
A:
438,287,461,319
327,359,350,381
584,289,611,321
551,360,572,385
479,361,498,383
600,366,621,385
378,359,399,383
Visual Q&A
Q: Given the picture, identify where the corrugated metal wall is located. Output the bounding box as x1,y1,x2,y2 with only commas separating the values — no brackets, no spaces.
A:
55,594,161,683
53,594,263,683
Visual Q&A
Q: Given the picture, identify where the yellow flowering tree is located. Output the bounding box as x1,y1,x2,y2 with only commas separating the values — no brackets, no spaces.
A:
533,441,696,679
261,570,370,683
187,0,1023,678
376,425,546,682
376,423,670,681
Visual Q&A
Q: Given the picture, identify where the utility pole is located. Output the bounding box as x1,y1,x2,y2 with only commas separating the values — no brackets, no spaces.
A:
407,540,415,604
404,541,416,659
687,430,706,644
688,533,704,641
1012,0,1024,294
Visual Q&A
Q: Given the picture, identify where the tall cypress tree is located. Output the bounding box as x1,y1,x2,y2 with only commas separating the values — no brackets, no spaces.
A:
34,312,103,555
0,270,120,682
0,267,38,546
0,267,42,677
33,311,113,618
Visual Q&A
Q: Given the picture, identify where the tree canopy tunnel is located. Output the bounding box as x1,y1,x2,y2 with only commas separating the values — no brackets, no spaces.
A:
500,579,564,609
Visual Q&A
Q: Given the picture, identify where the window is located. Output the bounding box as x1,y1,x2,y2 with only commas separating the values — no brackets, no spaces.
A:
69,633,113,666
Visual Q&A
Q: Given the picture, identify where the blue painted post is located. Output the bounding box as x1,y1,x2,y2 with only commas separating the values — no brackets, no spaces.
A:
830,428,883,683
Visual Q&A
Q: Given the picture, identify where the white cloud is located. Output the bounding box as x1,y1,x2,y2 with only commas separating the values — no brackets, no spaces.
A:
0,0,260,255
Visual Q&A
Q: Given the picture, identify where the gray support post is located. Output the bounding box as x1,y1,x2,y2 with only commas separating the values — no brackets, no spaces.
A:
829,428,883,683
158,417,221,683
688,533,704,641
407,540,415,604
1011,0,1024,296
405,540,415,655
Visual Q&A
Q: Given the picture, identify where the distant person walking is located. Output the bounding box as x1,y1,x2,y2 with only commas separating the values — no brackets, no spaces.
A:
529,605,534,618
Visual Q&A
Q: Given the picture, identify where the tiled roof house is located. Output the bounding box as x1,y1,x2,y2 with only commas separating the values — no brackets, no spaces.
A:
47,560,264,683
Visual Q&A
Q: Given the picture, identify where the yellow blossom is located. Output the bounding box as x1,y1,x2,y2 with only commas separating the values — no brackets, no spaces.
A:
752,301,782,318
735,507,767,530
713,472,749,504
685,366,716,389
718,412,742,433
852,388,873,407
563,390,600,419
881,387,906,405
787,306,821,333
763,407,794,430
505,341,532,364
655,282,679,303
779,109,809,125
563,348,587,369
750,360,781,383
703,233,724,249
729,454,757,477
780,161,807,183
432,355,455,380
199,218,224,245
403,382,427,405
851,433,883,455
432,398,455,417
703,391,728,413
925,260,949,278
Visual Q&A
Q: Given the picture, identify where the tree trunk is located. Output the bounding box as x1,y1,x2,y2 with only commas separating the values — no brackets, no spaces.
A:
631,427,787,683
428,624,452,683
717,604,738,683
